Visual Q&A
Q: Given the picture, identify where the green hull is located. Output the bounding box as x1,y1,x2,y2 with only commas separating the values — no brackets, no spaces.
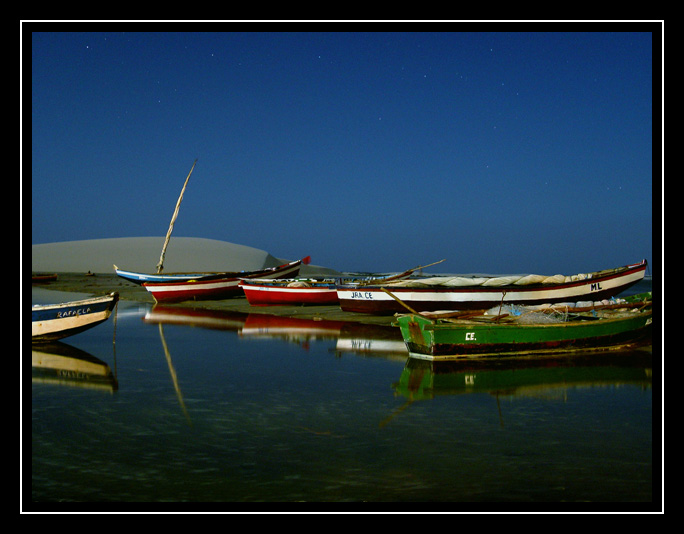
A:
396,307,652,361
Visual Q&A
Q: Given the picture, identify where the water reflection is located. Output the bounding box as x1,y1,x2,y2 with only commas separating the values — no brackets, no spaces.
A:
31,342,118,392
156,323,192,426
142,303,652,411
142,304,409,360
142,305,247,332
31,299,655,503
394,350,652,401
381,349,652,429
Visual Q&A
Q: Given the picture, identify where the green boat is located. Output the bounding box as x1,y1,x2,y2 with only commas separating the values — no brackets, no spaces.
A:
395,293,652,361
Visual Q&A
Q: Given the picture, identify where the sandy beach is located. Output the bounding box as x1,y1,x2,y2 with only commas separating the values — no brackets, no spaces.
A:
31,237,341,275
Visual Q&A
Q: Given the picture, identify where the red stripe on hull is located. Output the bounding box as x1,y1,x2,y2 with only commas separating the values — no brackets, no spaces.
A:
242,286,339,306
144,261,303,303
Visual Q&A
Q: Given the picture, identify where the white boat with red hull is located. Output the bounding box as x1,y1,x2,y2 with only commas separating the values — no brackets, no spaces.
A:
142,258,307,303
336,260,648,315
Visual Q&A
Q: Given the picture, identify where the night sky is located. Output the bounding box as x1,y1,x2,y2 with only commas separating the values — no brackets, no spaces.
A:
28,29,657,274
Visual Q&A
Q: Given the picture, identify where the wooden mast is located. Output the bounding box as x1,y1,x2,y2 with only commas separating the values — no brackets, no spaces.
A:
156,159,197,274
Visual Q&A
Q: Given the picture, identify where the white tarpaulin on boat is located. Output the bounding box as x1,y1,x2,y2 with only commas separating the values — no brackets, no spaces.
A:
384,271,593,288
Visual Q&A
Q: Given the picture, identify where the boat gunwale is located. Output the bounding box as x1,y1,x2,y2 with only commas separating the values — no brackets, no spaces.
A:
239,281,337,290
413,308,652,331
31,292,120,311
141,260,304,288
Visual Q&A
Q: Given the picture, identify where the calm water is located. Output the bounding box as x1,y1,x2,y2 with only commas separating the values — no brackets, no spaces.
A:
27,280,657,506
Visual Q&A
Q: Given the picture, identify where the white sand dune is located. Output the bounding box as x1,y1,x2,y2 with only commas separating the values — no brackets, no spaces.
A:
31,237,338,275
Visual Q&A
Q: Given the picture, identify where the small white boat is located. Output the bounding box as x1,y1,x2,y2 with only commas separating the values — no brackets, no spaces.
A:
31,292,119,342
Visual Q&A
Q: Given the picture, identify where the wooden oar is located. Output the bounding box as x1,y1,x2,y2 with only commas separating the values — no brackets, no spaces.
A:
379,399,414,428
389,258,446,279
411,258,446,272
381,287,423,315
381,287,490,322
357,259,446,286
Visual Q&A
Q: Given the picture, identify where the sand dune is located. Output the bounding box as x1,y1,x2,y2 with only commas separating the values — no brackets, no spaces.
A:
31,237,337,275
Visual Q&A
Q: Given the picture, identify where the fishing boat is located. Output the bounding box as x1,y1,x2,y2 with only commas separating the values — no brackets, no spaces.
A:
31,273,58,284
31,292,119,343
239,260,446,307
142,258,306,303
394,293,652,361
240,278,340,306
337,260,648,314
114,266,241,285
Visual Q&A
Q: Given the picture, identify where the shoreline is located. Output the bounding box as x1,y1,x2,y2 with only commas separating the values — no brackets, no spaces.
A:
30,272,397,326
30,269,654,329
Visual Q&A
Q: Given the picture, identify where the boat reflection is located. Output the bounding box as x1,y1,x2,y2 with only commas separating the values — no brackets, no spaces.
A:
142,305,409,359
142,305,247,332
31,342,118,392
241,314,347,349
336,323,407,361
156,323,192,426
380,348,652,427
393,349,652,402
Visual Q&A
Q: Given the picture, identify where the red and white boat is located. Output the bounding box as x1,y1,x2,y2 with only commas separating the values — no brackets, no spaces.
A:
142,258,307,303
240,279,340,306
337,260,649,314
239,260,444,306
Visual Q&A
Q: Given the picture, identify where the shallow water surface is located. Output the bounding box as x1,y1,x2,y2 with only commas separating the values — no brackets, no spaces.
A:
28,282,655,505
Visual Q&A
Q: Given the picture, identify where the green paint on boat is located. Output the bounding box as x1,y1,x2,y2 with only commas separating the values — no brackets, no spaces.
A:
395,295,652,361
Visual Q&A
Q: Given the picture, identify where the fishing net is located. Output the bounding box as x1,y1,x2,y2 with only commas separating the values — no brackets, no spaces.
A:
484,304,568,323
287,281,311,288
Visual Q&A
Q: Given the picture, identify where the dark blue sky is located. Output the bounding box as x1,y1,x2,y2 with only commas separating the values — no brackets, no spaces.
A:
29,30,656,274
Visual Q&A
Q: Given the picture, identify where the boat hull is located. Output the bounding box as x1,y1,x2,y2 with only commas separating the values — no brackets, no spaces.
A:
114,268,216,285
142,260,303,303
240,280,339,306
396,309,652,361
32,273,58,283
338,260,647,314
31,293,119,343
